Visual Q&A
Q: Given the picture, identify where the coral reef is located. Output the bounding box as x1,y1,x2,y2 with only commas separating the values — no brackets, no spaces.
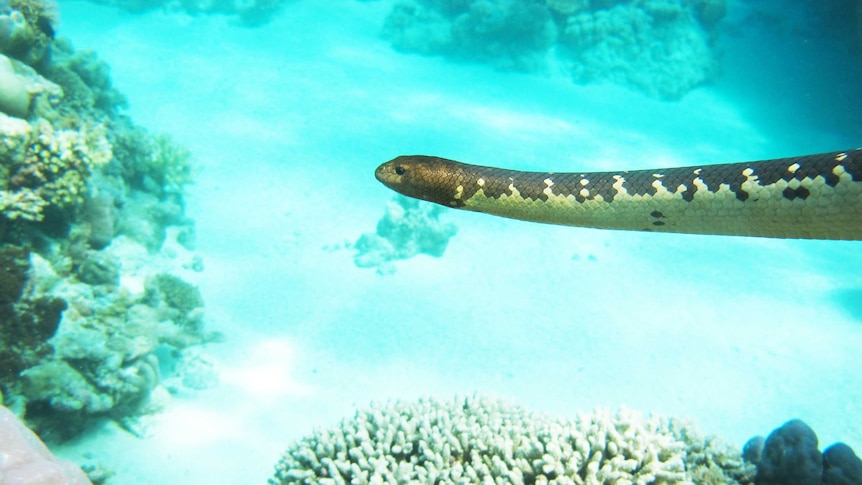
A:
44,40,129,119
381,0,726,99
2,119,112,222
4,239,217,441
0,0,211,446
0,405,92,485
745,419,862,485
557,0,721,100
0,0,57,69
0,245,65,384
270,394,753,485
353,195,457,274
383,0,556,71
110,127,194,199
147,272,204,331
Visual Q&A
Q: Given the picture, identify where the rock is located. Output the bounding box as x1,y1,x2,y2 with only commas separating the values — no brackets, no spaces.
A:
823,443,862,485
756,419,822,485
0,406,92,485
0,244,29,304
75,251,120,286
83,195,115,250
0,54,29,117
743,435,765,465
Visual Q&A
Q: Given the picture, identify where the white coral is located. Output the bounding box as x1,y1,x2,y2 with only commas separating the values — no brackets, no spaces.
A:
270,395,752,485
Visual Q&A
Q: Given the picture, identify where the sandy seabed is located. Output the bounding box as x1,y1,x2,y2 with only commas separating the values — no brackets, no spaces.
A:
51,1,862,483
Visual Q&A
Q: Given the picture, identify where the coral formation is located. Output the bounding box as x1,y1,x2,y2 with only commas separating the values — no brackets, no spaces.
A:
558,1,720,100
3,243,217,441
1,0,57,68
148,272,204,331
754,419,822,485
354,195,457,274
745,419,862,485
111,127,194,198
822,443,862,485
270,394,753,485
0,0,210,446
2,119,112,222
0,245,66,389
381,0,726,99
383,0,556,72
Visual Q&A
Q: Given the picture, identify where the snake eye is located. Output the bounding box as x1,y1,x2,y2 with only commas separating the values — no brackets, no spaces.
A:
395,166,405,176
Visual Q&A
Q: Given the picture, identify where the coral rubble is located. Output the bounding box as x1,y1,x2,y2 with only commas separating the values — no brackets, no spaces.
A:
270,394,753,485
381,0,726,100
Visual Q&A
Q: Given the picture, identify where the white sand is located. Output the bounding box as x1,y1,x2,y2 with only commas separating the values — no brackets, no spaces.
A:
50,1,862,483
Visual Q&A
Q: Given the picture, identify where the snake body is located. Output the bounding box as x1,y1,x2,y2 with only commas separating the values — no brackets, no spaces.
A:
375,150,862,240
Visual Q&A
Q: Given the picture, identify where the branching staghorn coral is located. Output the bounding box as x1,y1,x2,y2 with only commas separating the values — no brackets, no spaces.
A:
270,394,754,485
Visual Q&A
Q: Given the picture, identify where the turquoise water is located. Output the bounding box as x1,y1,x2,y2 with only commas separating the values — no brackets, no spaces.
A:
48,0,862,483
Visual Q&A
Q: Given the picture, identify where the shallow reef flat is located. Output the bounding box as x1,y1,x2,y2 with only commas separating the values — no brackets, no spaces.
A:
1,0,861,484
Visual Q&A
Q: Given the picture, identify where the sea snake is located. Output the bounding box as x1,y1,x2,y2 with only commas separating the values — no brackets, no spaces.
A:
375,150,862,240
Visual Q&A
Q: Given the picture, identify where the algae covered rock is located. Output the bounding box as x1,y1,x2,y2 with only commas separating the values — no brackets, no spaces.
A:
756,419,822,485
0,245,66,389
8,246,214,440
0,0,56,68
74,250,120,286
823,443,862,485
748,419,862,485
147,272,204,331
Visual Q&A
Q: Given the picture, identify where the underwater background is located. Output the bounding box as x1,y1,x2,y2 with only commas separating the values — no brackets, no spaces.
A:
0,0,860,483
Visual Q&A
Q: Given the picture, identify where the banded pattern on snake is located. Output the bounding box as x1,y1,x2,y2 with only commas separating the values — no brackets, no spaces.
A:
375,149,862,240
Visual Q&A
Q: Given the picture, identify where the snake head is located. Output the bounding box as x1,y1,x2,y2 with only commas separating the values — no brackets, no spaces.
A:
375,155,468,207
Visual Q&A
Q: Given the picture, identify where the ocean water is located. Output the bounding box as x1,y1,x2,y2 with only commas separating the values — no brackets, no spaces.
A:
43,0,862,483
